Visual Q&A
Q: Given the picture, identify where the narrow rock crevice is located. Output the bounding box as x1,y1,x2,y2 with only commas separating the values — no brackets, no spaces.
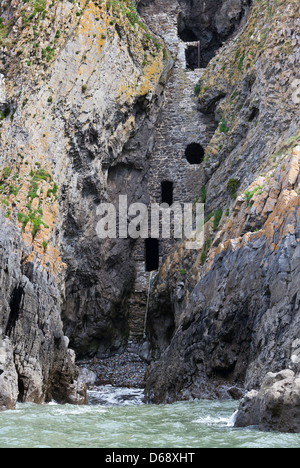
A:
5,285,25,337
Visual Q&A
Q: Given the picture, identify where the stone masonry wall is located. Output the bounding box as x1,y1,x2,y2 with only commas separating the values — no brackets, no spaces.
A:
128,0,217,345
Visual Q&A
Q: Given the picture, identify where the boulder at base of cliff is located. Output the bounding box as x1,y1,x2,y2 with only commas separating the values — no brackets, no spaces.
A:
0,337,19,411
235,370,300,433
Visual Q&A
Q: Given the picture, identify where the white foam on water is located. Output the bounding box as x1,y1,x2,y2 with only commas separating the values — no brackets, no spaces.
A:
2,398,300,448
193,415,231,426
87,385,145,407
192,407,238,429
227,410,238,427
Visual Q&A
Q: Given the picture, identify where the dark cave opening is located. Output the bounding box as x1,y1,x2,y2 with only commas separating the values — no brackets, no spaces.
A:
145,238,159,272
185,143,205,165
185,45,200,71
212,361,237,380
179,27,198,42
248,106,260,122
17,377,25,402
147,300,176,361
161,181,174,206
178,12,223,68
177,2,252,68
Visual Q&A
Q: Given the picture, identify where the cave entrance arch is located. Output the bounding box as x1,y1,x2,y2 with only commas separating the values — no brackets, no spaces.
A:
145,239,159,272
185,143,205,165
161,181,174,206
185,44,200,71
179,28,198,43
178,12,198,42
177,3,252,68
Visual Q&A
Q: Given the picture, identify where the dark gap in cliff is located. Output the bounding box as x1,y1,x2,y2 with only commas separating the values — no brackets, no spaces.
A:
157,304,176,351
81,176,100,199
5,285,25,336
133,95,149,116
212,361,237,379
178,11,223,68
177,1,252,68
161,181,174,205
21,261,34,282
248,106,259,122
83,315,88,331
0,104,10,120
243,214,265,235
115,23,123,40
17,376,25,402
185,143,204,164
54,336,62,349
163,307,175,348
146,301,176,360
199,92,227,116
145,238,159,271
88,126,98,146
291,293,298,321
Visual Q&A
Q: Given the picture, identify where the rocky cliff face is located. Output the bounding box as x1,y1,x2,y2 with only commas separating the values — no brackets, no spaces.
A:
0,0,299,431
235,369,300,433
143,0,300,416
0,0,166,409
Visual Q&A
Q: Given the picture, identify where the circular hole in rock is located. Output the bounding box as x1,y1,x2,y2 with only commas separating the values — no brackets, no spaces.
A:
185,143,205,165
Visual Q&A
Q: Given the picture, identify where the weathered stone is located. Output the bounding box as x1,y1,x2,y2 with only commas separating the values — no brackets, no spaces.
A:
0,213,85,409
0,0,168,367
78,367,97,389
0,337,18,411
235,370,300,433
0,0,299,433
0,74,6,108
144,155,300,405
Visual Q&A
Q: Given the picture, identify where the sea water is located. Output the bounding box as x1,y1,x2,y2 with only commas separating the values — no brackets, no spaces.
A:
0,385,299,448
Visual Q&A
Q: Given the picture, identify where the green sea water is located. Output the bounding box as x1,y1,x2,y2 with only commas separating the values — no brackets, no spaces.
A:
0,386,299,448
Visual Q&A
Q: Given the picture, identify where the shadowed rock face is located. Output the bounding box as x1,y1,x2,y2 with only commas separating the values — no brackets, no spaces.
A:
177,0,252,67
145,227,300,403
142,0,300,428
0,0,167,408
138,0,252,67
0,214,86,410
60,85,166,359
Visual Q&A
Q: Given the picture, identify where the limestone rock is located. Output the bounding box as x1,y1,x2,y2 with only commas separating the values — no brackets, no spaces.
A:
143,0,300,418
0,213,85,409
0,337,18,411
0,74,6,108
0,0,166,409
235,370,300,433
78,367,97,389
0,0,299,428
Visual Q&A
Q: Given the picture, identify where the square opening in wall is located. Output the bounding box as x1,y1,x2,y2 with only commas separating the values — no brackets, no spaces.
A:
185,45,199,71
161,181,174,206
145,239,159,272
